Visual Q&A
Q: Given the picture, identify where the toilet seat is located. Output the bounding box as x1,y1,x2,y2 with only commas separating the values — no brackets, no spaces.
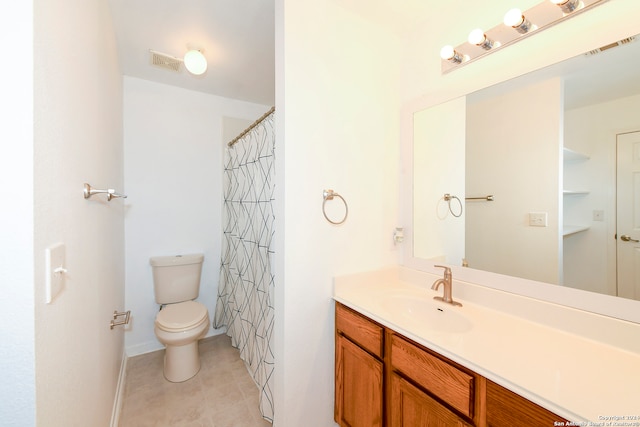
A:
156,301,208,332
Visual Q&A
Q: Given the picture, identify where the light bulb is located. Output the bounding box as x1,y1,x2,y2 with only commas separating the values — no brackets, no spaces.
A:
183,50,207,75
504,8,532,34
504,8,524,27
468,29,486,46
468,29,494,50
440,45,454,60
440,45,462,63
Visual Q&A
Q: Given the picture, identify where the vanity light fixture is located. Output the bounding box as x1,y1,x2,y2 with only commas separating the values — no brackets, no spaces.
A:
468,29,495,50
503,8,533,34
550,0,581,13
183,47,207,75
440,0,606,74
440,45,464,63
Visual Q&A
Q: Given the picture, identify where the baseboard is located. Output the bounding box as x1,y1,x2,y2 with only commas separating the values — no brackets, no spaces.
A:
125,328,226,357
110,350,128,427
125,340,164,357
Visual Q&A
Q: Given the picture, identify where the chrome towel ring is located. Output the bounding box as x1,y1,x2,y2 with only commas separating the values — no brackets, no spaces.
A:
322,189,348,225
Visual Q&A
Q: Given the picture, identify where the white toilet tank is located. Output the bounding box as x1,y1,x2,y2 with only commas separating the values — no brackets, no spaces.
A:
150,254,204,304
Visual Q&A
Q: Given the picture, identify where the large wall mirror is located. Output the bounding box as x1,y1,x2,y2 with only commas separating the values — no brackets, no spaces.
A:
412,34,640,321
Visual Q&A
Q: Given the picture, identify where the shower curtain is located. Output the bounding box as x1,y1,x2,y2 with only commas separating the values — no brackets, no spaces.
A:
214,109,275,422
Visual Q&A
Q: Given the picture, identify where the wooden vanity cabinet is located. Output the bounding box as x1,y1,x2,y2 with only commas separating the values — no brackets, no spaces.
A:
335,303,570,427
335,303,384,427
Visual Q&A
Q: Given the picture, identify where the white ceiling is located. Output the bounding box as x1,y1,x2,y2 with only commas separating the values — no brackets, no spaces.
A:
108,0,275,106
108,1,639,111
106,0,457,107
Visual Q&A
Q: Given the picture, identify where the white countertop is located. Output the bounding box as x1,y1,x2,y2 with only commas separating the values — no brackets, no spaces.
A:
333,267,640,424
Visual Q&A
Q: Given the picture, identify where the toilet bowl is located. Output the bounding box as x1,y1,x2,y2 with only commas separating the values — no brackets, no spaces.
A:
150,253,208,382
154,300,210,382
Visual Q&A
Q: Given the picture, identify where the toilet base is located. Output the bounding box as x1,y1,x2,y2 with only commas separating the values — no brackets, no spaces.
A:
163,340,201,382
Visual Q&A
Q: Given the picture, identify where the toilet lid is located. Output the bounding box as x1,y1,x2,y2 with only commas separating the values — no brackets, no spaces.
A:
156,301,208,332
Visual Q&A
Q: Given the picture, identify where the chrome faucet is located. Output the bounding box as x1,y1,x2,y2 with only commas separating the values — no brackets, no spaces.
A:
431,265,462,307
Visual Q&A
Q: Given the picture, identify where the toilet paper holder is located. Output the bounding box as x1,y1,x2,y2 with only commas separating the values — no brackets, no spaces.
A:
110,310,131,330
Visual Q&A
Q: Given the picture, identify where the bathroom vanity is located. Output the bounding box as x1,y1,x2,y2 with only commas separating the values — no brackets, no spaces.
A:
336,302,568,426
334,267,640,426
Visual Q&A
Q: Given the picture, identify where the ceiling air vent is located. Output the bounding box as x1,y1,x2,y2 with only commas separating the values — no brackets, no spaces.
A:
585,36,637,56
149,50,182,72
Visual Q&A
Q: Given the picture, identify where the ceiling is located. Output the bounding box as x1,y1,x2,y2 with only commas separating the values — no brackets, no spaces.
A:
108,1,639,111
106,0,453,107
108,0,275,106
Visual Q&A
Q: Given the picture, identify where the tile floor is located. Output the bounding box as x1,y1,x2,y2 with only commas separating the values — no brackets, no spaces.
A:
118,334,272,427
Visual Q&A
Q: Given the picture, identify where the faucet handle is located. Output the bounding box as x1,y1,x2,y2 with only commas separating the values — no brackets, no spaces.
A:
434,265,451,278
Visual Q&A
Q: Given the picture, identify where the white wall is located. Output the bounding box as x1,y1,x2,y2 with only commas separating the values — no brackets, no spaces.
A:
123,76,270,355
564,93,640,295
275,2,403,425
466,78,563,285
0,3,35,426
33,0,125,425
222,117,253,144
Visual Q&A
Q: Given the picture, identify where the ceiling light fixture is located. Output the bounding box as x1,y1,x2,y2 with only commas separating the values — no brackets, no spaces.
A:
183,48,207,75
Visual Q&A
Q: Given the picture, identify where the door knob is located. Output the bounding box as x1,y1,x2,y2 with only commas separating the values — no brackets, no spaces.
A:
620,234,640,242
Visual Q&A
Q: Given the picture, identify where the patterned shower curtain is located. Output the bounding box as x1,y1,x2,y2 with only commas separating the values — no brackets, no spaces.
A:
214,110,275,422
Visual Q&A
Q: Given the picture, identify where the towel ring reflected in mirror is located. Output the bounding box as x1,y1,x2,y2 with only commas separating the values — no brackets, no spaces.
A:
443,193,463,218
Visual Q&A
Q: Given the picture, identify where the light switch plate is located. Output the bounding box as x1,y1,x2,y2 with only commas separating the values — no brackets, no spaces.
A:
529,212,548,227
45,243,66,303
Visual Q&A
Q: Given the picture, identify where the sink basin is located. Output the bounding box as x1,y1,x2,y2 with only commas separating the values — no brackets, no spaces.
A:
382,295,473,333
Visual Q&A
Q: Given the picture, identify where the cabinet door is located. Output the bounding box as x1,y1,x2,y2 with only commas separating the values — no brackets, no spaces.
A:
389,374,471,427
486,380,569,426
335,334,383,427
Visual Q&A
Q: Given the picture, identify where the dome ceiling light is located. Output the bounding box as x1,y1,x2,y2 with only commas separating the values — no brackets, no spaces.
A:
183,46,207,76
148,44,208,76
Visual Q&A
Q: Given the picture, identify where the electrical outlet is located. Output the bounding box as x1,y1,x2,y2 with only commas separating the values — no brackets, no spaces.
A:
45,243,66,303
529,212,548,227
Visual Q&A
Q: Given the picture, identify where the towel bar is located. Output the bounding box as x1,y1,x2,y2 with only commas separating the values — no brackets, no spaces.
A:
83,183,127,201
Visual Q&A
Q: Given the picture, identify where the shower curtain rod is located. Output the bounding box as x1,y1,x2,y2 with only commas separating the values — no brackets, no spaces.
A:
227,106,275,147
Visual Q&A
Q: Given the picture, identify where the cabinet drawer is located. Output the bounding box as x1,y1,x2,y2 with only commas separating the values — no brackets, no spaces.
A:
336,303,384,358
390,333,475,418
390,373,472,427
486,380,569,426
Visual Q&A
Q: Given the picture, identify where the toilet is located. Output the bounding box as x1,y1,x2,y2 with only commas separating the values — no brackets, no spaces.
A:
150,253,210,382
